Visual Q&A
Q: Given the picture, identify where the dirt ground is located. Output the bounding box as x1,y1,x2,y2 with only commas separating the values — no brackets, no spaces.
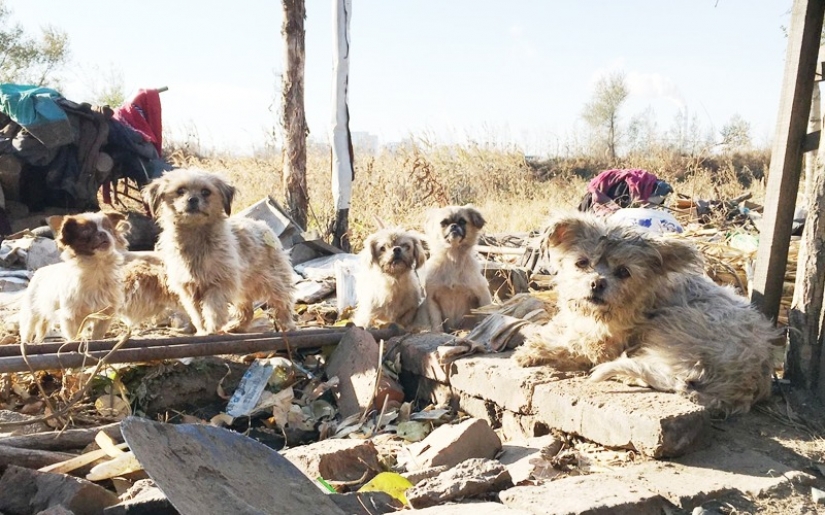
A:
681,385,825,514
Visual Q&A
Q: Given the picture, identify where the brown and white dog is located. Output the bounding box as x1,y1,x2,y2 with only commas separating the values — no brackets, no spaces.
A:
353,227,426,328
19,211,126,342
142,168,296,335
513,212,778,416
421,205,492,332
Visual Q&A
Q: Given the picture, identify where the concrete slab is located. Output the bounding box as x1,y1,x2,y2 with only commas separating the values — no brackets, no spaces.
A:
625,445,816,509
500,474,669,515
530,375,708,458
395,333,456,383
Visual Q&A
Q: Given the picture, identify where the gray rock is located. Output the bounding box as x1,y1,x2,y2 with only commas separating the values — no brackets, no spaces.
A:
407,458,512,509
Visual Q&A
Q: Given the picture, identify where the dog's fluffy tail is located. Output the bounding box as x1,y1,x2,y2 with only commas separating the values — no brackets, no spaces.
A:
589,354,689,394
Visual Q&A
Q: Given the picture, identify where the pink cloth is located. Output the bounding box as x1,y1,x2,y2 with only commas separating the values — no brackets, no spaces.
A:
113,89,163,155
587,168,658,205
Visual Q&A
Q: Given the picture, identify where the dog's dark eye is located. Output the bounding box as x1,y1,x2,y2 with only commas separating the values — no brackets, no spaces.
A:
615,266,631,279
402,243,410,250
176,187,185,196
202,189,211,197
457,218,466,226
379,245,386,253
575,258,589,269
440,219,449,227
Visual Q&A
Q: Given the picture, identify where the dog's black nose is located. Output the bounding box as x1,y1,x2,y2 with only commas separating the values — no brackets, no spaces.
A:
392,246,402,256
187,197,199,207
591,278,607,293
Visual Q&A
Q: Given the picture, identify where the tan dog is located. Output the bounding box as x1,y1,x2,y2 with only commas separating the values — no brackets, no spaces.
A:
421,205,492,332
120,251,183,329
19,212,126,342
353,227,426,328
142,168,296,335
513,212,778,416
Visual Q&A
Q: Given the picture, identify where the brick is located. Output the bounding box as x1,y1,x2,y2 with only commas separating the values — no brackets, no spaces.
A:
0,465,119,515
410,502,533,514
530,375,708,458
406,418,501,471
326,328,381,417
282,438,380,483
626,446,816,509
407,458,512,509
500,474,669,515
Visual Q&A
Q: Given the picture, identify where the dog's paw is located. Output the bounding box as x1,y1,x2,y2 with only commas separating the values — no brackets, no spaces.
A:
512,346,542,368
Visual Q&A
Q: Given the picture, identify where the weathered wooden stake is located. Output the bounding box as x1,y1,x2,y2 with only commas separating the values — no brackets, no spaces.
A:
330,0,353,252
281,0,309,230
751,0,825,322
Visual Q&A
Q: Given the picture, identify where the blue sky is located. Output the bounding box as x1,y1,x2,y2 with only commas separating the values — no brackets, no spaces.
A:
11,1,791,155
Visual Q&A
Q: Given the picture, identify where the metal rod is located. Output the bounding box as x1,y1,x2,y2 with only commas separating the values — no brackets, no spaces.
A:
0,327,402,374
0,327,352,357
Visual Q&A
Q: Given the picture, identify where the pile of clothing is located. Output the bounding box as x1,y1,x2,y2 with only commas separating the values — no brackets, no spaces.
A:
578,168,673,214
0,85,170,235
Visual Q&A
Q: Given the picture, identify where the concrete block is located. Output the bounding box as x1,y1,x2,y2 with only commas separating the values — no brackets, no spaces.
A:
500,474,669,515
498,435,563,484
282,438,380,484
394,333,457,383
407,458,512,509
449,353,559,413
406,418,501,471
530,376,708,458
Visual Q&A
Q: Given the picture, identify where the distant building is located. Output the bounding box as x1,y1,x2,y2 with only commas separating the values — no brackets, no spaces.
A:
351,131,379,153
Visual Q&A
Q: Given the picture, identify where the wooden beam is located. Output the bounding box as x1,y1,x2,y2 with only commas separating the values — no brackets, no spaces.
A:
330,0,354,252
751,0,825,321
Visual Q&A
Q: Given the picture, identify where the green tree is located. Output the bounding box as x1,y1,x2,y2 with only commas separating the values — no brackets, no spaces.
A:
582,71,629,160
0,1,69,86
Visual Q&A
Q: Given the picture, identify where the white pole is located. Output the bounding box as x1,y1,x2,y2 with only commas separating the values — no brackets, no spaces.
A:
330,0,353,250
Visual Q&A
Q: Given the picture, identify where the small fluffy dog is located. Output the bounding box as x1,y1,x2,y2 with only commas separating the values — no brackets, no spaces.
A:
353,227,426,328
142,168,296,335
513,212,778,415
19,212,126,342
120,251,182,329
421,205,492,332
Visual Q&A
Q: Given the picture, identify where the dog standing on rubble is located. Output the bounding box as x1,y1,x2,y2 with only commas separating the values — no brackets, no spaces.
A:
421,205,492,332
19,212,127,342
512,212,778,416
353,227,426,328
142,168,296,335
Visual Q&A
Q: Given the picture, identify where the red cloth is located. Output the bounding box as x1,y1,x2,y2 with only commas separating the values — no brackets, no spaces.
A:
113,88,163,155
586,168,658,205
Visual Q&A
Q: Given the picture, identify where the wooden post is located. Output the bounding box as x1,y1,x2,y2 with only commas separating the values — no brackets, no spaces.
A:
751,0,825,322
281,0,309,230
789,83,825,389
330,0,353,252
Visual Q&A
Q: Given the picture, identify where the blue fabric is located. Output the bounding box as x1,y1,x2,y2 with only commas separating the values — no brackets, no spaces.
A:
0,83,67,127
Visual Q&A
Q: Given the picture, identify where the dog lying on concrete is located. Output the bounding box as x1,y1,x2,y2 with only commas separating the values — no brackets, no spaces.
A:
513,212,778,416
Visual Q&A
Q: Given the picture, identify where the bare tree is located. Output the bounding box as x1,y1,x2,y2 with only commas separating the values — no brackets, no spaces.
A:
719,113,752,152
281,0,309,229
0,1,69,86
582,71,629,160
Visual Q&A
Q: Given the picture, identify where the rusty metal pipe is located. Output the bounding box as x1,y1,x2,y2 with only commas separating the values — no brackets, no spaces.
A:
0,327,352,357
0,327,401,374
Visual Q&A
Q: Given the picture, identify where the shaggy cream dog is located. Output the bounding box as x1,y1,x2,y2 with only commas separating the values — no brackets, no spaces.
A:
421,205,492,332
513,212,778,416
353,227,426,328
142,168,296,334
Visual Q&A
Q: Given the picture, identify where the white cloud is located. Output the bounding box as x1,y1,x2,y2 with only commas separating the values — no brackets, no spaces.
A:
626,71,685,110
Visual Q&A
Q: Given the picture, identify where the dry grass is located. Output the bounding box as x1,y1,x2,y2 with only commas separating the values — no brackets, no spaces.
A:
164,139,769,251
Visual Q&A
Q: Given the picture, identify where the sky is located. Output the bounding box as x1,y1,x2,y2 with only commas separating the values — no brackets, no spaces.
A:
10,1,792,156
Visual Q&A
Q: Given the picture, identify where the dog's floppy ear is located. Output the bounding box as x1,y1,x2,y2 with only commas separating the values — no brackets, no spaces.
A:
412,236,427,269
103,210,126,226
141,179,165,219
46,215,65,238
542,213,595,251
464,205,486,229
213,176,236,216
361,233,380,265
55,216,79,249
650,237,704,275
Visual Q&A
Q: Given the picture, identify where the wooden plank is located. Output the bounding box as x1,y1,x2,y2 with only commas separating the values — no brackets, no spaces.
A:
751,0,825,321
